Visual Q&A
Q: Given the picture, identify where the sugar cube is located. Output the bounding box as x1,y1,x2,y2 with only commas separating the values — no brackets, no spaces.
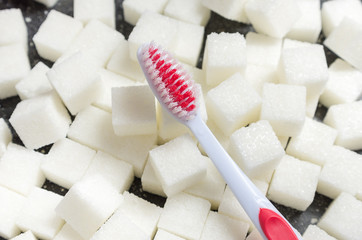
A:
0,8,27,51
206,73,261,135
141,159,166,197
203,32,247,87
128,12,179,61
320,59,362,107
106,39,145,82
286,0,322,43
303,224,337,240
286,117,338,166
122,0,168,25
0,186,26,239
267,155,321,211
41,138,96,189
83,151,134,193
201,0,249,23
9,92,71,150
116,192,162,238
261,83,306,137
9,231,37,240
0,44,30,99
16,187,64,240
53,224,83,240
74,0,115,28
318,192,362,240
33,10,83,62
0,143,45,196
112,85,157,136
164,0,210,26
154,229,185,240
324,17,362,71
55,175,123,239
158,192,211,240
321,0,362,37
229,120,285,179
67,105,157,177
323,101,362,150
149,134,207,197
15,62,53,100
317,145,362,199
200,211,249,240
0,118,11,158
245,0,301,38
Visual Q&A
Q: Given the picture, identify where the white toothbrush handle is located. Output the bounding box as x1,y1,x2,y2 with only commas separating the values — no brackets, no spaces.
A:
186,116,302,240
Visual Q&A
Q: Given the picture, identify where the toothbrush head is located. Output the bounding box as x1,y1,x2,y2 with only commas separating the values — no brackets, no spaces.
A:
137,42,199,122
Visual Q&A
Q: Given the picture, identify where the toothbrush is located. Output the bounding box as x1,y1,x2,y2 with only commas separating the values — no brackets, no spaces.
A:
137,42,302,240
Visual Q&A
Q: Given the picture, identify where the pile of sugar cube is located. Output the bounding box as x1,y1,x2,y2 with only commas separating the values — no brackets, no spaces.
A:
0,0,362,239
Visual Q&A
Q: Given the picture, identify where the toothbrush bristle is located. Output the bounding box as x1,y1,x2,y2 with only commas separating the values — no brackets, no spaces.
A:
138,42,199,121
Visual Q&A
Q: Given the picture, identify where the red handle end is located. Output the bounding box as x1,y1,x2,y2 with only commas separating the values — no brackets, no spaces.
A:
259,208,299,240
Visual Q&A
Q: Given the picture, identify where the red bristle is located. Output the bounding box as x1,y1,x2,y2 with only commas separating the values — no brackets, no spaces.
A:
156,59,165,69
178,84,187,93
148,48,158,57
160,63,172,75
186,104,196,111
152,53,161,62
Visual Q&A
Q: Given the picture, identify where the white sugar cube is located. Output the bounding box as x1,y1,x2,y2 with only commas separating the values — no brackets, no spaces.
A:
320,59,362,107
33,10,83,62
203,32,247,87
9,92,71,150
278,42,329,98
0,9,27,51
245,64,278,94
83,151,134,193
58,20,124,67
206,73,261,136
34,0,59,7
55,176,123,239
303,225,337,240
16,187,64,240
48,52,102,115
128,12,179,61
200,211,249,240
0,143,45,196
173,20,204,66
0,44,30,99
246,32,282,68
286,0,322,43
141,159,166,197
317,145,362,199
318,192,362,240
184,156,226,210
286,117,338,166
164,0,210,26
67,105,157,177
0,118,11,158
324,17,362,71
15,62,53,100
93,68,139,112
90,210,148,240
10,231,37,240
260,83,306,137
106,40,145,82
74,0,115,28
41,138,96,189
112,85,157,136
201,0,249,23
149,134,207,197
267,155,321,211
116,192,162,238
122,0,168,25
0,186,25,239
245,0,301,38
229,120,285,179
323,101,362,150
53,224,83,240
321,0,362,37
154,229,185,240
158,192,211,240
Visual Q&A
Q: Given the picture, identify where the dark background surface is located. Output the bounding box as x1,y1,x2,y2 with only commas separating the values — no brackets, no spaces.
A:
0,0,359,239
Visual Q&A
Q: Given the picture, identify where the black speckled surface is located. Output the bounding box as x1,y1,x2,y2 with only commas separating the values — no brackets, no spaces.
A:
0,0,358,239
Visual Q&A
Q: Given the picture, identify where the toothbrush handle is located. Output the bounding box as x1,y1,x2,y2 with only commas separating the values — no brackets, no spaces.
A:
187,116,302,240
